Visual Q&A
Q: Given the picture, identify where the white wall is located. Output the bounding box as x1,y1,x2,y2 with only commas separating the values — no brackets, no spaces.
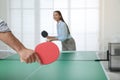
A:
0,0,7,21
0,0,120,51
100,0,120,51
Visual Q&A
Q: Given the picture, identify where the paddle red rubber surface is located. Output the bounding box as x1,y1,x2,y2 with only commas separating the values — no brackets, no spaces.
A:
35,42,60,65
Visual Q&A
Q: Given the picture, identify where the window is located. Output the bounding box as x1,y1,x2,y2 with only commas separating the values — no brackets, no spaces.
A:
9,0,99,51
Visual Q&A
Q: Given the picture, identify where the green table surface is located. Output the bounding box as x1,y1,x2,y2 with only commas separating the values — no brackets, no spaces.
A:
0,51,108,80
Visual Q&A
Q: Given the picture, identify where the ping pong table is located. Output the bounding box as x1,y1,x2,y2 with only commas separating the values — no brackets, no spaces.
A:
0,51,109,80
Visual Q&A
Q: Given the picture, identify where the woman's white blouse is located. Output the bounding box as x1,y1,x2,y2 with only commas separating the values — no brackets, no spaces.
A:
56,20,71,41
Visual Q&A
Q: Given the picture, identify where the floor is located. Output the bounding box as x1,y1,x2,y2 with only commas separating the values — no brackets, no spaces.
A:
99,52,120,80
102,62,120,80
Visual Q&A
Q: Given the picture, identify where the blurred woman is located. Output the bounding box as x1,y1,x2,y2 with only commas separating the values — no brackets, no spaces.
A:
47,11,76,51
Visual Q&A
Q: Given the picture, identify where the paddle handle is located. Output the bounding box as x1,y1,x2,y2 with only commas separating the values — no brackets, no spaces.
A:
20,54,41,63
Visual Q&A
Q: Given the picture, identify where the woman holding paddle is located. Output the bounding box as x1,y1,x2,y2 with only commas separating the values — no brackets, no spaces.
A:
47,11,76,51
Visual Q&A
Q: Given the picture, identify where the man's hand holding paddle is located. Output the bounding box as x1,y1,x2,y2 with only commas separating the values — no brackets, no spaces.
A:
16,30,60,65
19,30,60,65
0,20,59,65
18,48,38,63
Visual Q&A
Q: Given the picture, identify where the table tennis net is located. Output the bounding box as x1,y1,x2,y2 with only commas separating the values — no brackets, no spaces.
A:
58,51,100,61
0,51,105,61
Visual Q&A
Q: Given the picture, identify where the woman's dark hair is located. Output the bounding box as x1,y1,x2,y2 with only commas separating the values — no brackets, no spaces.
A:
54,10,70,34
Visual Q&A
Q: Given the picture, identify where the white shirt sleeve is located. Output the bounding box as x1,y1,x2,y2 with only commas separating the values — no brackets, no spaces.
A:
0,19,11,32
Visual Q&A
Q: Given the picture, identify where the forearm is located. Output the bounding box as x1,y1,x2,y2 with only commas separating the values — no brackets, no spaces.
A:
0,20,37,63
47,36,56,38
0,32,26,53
50,37,58,41
47,36,58,41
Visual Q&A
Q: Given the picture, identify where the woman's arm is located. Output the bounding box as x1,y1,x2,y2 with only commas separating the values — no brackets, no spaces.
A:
47,36,58,41
47,22,68,42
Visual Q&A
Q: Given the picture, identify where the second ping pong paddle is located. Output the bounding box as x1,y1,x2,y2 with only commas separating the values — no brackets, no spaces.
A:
41,30,48,38
35,42,60,65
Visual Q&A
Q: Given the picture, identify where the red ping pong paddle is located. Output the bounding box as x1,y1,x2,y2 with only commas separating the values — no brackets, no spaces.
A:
35,42,60,65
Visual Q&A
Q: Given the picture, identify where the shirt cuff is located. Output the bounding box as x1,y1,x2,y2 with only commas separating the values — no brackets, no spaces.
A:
0,21,11,32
